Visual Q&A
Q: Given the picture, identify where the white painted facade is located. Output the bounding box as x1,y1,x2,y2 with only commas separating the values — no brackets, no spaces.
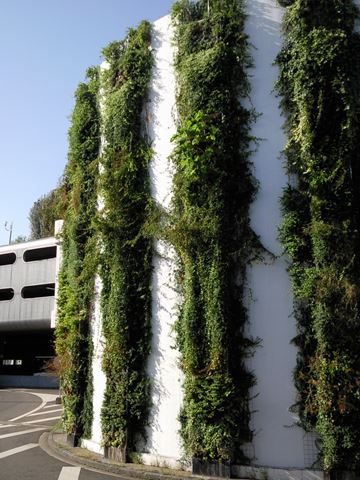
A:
143,15,183,468
82,4,325,477
244,0,311,470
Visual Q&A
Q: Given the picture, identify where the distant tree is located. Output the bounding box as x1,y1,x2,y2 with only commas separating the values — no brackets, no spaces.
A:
29,181,68,239
11,235,28,244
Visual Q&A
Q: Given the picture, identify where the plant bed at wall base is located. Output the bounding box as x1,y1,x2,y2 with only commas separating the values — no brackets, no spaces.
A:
192,458,231,478
66,433,81,448
104,446,126,463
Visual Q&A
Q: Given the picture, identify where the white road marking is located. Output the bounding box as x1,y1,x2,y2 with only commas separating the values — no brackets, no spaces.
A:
0,424,16,429
28,407,62,417
23,415,61,424
10,398,46,422
58,467,81,480
43,403,60,409
0,443,38,459
0,427,46,439
10,391,59,422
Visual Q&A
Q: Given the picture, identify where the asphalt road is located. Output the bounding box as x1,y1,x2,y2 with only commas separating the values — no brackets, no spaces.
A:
0,389,120,480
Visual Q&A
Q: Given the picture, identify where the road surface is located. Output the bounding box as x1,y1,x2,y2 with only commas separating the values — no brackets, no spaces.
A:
0,389,119,480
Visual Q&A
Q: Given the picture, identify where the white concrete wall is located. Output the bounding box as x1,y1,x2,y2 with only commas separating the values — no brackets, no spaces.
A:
84,20,184,461
244,0,311,470
143,15,184,467
82,276,106,455
83,6,324,473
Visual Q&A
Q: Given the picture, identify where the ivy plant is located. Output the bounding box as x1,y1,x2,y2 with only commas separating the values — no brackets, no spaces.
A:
55,67,101,439
98,21,153,457
277,0,360,473
171,0,260,463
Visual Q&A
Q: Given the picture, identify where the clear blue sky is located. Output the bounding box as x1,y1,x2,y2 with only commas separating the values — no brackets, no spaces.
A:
0,0,174,246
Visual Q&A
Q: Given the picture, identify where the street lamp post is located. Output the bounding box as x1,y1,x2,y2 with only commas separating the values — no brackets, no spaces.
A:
4,221,13,245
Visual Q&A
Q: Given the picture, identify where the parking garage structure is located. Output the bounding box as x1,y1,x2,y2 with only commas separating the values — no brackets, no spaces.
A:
0,236,60,387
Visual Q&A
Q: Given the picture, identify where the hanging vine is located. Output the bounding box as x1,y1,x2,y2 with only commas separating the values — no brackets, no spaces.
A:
171,0,260,463
277,0,360,473
99,21,153,456
55,67,101,439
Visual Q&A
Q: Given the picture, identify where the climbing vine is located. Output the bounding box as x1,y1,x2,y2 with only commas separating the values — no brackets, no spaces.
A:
99,21,153,456
277,0,360,473
55,67,101,439
171,0,260,463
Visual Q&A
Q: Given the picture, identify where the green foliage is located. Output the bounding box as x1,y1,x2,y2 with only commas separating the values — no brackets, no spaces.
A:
55,67,101,438
277,0,360,473
99,21,153,455
11,235,28,244
171,0,259,463
29,184,67,239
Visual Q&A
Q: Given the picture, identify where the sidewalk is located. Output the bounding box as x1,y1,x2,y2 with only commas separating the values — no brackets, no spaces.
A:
40,430,202,480
40,430,309,480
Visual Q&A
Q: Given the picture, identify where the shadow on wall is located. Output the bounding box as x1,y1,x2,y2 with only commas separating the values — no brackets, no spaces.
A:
144,23,175,211
246,0,286,256
247,0,284,46
244,0,317,472
146,250,177,443
142,17,182,459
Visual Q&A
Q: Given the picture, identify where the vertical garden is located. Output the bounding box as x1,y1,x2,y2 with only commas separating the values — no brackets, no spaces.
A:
277,0,360,473
55,67,100,440
56,0,259,464
98,21,153,457
55,0,360,474
56,21,154,456
170,0,260,464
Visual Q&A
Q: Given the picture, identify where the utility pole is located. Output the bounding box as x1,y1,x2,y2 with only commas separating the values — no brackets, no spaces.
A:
4,221,13,245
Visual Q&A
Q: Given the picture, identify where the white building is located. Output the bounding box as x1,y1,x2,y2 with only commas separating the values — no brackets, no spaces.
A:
80,3,323,479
